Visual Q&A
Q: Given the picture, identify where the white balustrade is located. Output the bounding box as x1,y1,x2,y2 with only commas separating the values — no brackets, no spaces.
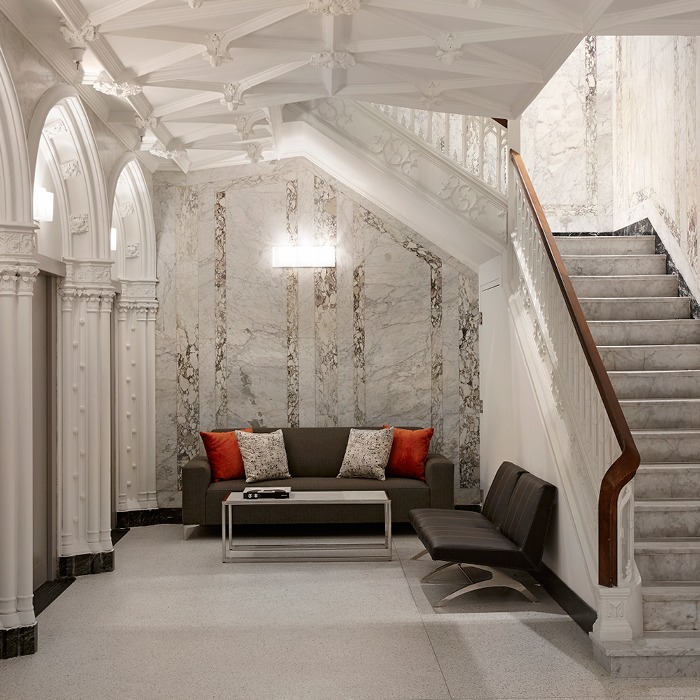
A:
371,104,507,196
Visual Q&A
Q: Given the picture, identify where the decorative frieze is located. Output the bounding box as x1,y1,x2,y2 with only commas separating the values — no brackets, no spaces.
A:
120,281,157,299
93,80,143,98
119,202,135,218
69,214,89,236
43,120,68,139
64,259,112,284
0,229,36,256
307,0,361,14
125,243,140,259
311,52,356,70
60,160,82,180
370,132,421,175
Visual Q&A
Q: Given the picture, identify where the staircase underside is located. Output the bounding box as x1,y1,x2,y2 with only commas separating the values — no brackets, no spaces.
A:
559,233,700,677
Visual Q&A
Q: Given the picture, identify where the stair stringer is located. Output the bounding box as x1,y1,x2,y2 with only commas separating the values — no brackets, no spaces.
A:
279,99,506,270
504,255,644,643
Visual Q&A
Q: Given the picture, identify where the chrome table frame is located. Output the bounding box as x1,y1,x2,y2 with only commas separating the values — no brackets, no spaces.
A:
221,491,392,563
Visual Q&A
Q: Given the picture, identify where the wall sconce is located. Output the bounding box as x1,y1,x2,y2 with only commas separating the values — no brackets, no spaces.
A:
33,187,54,222
272,246,335,268
110,227,118,251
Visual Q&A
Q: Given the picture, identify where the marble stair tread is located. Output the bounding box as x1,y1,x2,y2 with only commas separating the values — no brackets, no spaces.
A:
599,345,700,371
643,582,700,601
636,539,700,555
635,500,700,538
589,319,700,346
561,254,666,276
621,398,700,429
610,370,700,399
632,428,700,462
635,464,700,500
571,274,678,299
554,234,656,255
579,297,690,320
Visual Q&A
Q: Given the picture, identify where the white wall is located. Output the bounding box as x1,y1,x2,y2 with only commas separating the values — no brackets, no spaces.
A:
479,255,596,608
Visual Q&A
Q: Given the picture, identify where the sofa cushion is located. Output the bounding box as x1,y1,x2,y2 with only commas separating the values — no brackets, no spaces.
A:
337,428,394,481
236,429,291,483
481,461,527,529
200,428,252,482
409,508,497,531
383,426,434,481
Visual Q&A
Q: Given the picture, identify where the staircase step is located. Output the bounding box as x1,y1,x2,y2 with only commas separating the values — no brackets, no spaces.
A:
610,370,700,399
633,429,700,463
635,464,700,500
622,399,700,429
571,274,678,299
589,319,700,346
636,500,700,538
554,234,656,255
643,583,700,631
562,254,666,276
599,345,700,371
580,297,689,321
636,539,700,582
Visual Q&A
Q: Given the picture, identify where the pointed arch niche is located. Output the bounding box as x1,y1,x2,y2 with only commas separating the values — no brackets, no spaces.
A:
109,155,158,512
30,86,115,574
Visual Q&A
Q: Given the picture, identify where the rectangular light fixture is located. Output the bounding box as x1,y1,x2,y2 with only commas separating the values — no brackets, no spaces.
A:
110,227,117,251
33,187,54,222
272,246,335,268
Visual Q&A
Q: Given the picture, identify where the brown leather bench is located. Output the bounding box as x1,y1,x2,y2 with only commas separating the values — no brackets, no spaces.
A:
409,462,556,607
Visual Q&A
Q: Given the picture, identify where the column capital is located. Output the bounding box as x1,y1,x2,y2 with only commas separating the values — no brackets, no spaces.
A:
0,266,18,295
0,222,37,263
17,266,39,296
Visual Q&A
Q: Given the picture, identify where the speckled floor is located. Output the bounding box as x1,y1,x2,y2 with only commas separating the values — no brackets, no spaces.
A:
2,525,700,699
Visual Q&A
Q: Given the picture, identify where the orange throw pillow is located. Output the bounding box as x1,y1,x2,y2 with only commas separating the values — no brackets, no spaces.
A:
200,428,253,482
383,426,434,481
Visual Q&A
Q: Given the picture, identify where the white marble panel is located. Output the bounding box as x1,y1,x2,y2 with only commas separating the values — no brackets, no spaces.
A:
336,191,355,427
198,182,216,341
363,221,431,427
442,264,460,492
226,182,288,428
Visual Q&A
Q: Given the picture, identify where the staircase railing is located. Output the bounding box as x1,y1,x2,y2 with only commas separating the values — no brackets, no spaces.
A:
510,150,640,589
371,104,507,196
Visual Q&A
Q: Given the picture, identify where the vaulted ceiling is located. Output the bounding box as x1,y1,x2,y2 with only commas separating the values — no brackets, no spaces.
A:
2,0,700,172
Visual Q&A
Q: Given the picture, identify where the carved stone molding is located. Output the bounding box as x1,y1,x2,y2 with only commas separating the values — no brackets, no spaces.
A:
93,81,143,97
64,260,113,284
233,114,261,140
43,120,68,139
221,83,245,111
116,298,158,313
307,0,361,14
435,33,463,65
202,33,229,67
60,160,82,180
125,243,140,259
135,115,159,133
438,176,501,222
149,146,186,160
0,266,18,293
314,98,355,128
17,266,39,295
0,230,36,256
59,20,96,47
419,81,443,109
183,0,203,7
245,142,265,164
69,214,89,235
370,131,421,175
119,202,135,218
120,281,157,299
311,52,356,69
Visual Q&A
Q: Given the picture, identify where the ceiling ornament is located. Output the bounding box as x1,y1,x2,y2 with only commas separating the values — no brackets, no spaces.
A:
202,33,229,68
183,0,203,7
244,142,265,164
459,0,482,7
93,80,143,97
307,0,361,15
43,120,68,139
233,114,261,140
60,160,82,180
119,202,135,218
435,34,463,65
419,81,444,109
310,52,356,70
70,214,89,236
149,145,186,159
125,243,140,259
135,115,159,141
59,20,96,70
221,83,245,111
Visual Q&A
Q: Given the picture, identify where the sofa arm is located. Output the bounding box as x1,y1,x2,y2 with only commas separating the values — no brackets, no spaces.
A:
424,454,454,510
182,456,211,525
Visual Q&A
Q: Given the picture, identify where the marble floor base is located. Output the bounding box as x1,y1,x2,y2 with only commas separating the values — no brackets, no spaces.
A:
3,525,700,698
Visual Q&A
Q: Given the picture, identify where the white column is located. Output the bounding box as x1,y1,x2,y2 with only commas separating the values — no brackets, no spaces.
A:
146,305,157,503
99,293,114,550
136,304,149,505
115,301,129,511
0,258,38,631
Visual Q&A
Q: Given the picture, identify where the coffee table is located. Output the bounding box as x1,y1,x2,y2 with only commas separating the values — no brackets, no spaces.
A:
221,491,392,562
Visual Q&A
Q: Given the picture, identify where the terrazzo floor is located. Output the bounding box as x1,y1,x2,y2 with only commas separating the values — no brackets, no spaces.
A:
3,525,700,699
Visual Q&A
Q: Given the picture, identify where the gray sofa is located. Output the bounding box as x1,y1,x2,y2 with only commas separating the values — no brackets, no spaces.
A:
182,427,454,526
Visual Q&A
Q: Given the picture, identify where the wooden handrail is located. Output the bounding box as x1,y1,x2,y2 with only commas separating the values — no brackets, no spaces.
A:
510,150,640,587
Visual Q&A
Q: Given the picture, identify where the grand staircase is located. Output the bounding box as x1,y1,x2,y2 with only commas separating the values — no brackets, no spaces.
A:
557,232,700,661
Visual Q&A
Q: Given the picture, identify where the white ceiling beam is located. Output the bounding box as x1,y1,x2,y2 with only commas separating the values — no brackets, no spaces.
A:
345,36,435,53
179,124,236,146
134,45,204,78
187,151,249,170
220,6,308,53
229,37,320,53
593,0,700,32
162,92,323,120
322,14,337,51
101,26,206,44
152,92,222,118
461,44,542,78
602,19,700,35
511,0,582,25
89,0,160,27
362,52,543,84
440,91,512,119
356,60,423,88
365,0,582,33
363,7,444,42
266,105,284,157
336,82,418,96
582,0,616,32
101,0,304,32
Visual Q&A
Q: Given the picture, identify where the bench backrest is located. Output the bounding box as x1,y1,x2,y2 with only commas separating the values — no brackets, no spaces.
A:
482,461,527,529
500,472,557,568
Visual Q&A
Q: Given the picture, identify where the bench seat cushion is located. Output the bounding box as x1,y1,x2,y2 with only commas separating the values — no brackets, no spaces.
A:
410,508,497,530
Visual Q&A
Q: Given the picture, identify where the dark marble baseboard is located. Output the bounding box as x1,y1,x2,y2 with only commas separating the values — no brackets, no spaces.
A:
34,578,75,616
554,218,700,319
1,623,37,658
534,563,597,634
58,550,114,579
116,508,182,528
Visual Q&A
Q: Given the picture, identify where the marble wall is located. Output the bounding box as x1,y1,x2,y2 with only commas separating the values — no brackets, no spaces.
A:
521,35,700,300
153,158,480,507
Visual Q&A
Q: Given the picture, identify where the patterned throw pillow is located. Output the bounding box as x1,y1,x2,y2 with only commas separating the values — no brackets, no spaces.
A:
235,429,292,484
337,428,394,481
